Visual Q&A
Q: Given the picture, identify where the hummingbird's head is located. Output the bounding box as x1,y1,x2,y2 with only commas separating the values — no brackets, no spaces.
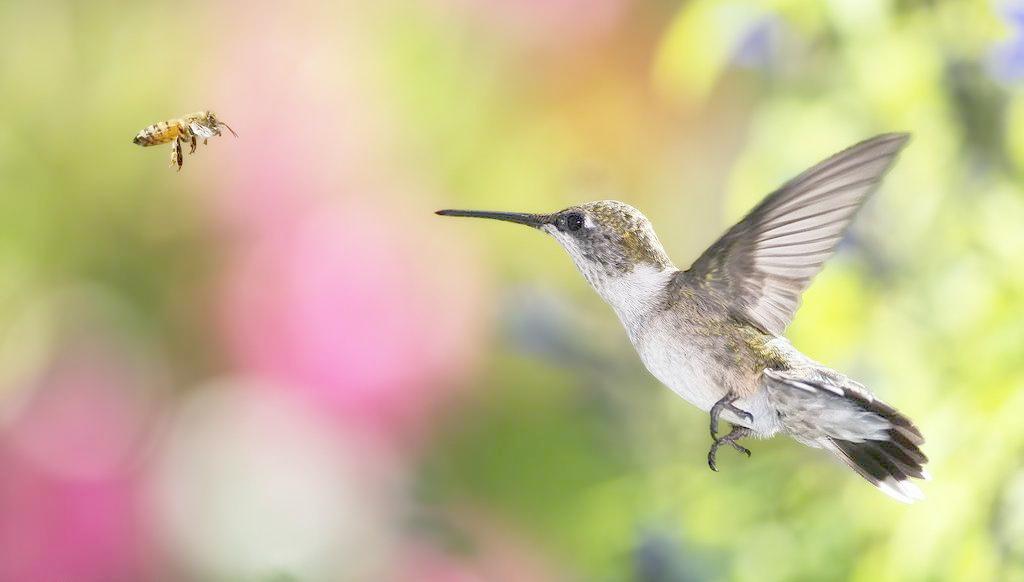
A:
437,201,675,308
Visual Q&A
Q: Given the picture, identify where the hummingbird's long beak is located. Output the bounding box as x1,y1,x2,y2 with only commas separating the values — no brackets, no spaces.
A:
435,209,549,229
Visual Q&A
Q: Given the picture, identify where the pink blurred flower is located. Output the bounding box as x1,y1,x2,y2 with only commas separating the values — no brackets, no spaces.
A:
0,290,166,581
199,1,398,240
0,448,148,582
205,10,488,450
6,332,160,481
219,201,487,448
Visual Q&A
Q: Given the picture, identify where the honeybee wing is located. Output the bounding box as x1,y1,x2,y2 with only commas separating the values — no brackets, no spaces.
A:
190,122,219,139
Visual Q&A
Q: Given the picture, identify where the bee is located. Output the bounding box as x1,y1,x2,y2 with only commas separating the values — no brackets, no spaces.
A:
133,111,238,171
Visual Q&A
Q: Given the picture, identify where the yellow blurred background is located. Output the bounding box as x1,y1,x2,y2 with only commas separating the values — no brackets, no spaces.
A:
0,0,1022,580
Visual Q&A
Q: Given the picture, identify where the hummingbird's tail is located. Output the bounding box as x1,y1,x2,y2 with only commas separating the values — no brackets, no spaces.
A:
823,419,928,504
763,368,929,503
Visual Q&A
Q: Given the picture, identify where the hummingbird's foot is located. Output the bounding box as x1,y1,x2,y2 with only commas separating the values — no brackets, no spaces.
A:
709,394,754,439
707,426,752,472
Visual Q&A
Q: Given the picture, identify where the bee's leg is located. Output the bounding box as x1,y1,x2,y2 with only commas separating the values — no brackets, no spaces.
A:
189,135,197,154
707,425,752,472
169,139,183,171
203,139,208,145
709,393,753,439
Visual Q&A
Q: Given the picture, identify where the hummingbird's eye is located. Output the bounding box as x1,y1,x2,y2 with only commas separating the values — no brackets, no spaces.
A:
565,212,584,232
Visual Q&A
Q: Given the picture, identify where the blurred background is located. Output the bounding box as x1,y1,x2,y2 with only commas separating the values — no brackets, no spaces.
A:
0,0,1022,580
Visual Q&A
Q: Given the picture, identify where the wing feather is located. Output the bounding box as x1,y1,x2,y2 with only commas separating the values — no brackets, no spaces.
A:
686,133,909,334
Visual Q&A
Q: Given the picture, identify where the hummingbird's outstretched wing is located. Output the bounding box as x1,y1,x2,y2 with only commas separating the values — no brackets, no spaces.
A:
686,133,909,335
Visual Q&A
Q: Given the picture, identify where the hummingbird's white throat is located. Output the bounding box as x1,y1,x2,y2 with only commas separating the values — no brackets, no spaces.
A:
542,223,676,325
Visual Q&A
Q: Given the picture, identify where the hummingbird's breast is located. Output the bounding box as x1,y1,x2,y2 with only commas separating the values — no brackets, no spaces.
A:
623,282,784,435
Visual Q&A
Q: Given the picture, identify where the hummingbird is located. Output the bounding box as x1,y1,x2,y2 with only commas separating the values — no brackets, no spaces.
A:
437,133,928,503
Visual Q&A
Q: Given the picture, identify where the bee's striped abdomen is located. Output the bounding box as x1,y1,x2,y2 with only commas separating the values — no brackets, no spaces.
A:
132,120,181,146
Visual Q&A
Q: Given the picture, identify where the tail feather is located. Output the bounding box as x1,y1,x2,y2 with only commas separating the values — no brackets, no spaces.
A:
827,399,929,503
764,367,928,503
875,440,927,477
829,437,926,503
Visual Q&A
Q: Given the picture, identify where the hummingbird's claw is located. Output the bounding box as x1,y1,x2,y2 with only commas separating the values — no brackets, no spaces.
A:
709,394,754,439
706,426,752,472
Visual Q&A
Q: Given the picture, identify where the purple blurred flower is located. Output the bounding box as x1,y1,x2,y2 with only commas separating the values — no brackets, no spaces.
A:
732,16,784,71
989,5,1024,82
